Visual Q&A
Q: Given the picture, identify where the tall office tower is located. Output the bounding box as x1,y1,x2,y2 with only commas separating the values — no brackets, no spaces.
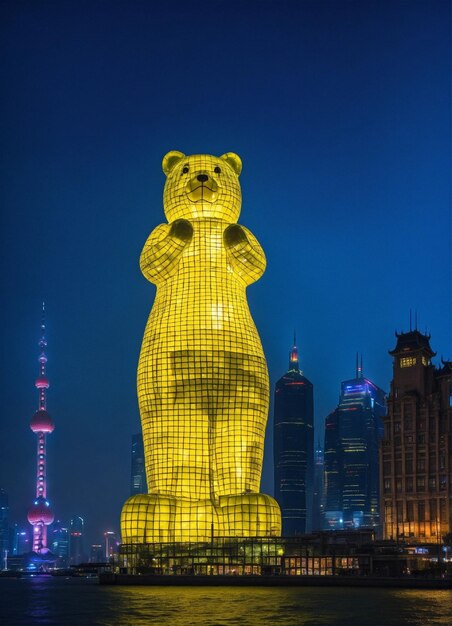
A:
130,433,147,496
51,521,69,567
69,516,84,564
312,444,324,531
0,489,9,563
323,358,386,530
104,531,118,560
381,330,452,542
90,544,104,562
12,527,31,555
274,339,314,535
27,304,55,553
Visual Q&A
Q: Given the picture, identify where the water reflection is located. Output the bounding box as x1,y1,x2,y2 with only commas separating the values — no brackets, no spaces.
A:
1,578,451,626
105,586,452,626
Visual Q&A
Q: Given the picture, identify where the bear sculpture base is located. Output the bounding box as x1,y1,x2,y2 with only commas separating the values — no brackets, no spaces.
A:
121,493,281,543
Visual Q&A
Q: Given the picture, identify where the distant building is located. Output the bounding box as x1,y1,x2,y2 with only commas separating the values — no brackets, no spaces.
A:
69,516,84,564
274,338,314,535
323,357,386,531
104,531,118,560
51,520,69,567
311,444,324,531
0,489,9,565
131,433,147,496
11,526,31,555
381,330,452,542
90,544,104,562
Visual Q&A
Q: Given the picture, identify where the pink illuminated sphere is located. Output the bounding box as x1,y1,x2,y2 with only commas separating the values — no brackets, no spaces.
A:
35,375,49,389
30,409,54,433
27,499,54,525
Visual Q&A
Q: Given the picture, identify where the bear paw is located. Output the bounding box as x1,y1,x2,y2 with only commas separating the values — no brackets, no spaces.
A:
219,493,281,537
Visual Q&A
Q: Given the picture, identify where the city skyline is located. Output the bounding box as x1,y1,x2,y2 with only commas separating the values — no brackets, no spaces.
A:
0,0,450,544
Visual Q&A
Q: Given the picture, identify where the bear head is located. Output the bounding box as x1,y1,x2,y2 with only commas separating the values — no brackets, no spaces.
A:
162,151,242,223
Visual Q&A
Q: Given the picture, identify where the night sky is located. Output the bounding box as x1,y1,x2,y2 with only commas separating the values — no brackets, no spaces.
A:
1,0,450,547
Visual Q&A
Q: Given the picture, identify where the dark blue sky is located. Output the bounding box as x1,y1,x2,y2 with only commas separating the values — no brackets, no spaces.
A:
1,0,450,546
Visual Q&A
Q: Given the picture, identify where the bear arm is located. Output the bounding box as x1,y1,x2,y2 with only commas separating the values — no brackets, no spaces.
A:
140,223,188,284
224,224,266,285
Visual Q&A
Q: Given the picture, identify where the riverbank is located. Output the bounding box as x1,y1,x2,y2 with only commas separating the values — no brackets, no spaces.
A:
99,572,452,589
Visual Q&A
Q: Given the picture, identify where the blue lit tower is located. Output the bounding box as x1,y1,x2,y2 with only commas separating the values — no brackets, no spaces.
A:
27,304,55,553
274,337,314,535
323,356,386,530
130,433,147,496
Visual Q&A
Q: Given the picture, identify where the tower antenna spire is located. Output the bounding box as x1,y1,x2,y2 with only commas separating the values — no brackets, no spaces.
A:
288,332,299,372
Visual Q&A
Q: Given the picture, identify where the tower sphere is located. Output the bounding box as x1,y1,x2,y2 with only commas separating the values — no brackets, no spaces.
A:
27,498,54,525
30,409,54,433
35,375,49,389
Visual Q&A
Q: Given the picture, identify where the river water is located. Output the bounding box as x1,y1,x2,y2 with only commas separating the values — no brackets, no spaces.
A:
1,577,451,626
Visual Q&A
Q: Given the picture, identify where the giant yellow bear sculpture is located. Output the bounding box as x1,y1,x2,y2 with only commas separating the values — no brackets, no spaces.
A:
121,152,281,543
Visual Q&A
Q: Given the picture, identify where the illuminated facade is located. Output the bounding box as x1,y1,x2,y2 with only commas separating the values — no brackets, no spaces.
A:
274,339,314,535
381,330,452,542
27,304,55,553
69,515,84,564
323,358,386,530
121,152,281,543
312,443,325,531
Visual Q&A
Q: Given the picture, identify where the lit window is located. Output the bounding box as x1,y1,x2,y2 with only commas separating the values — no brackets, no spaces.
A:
400,357,416,368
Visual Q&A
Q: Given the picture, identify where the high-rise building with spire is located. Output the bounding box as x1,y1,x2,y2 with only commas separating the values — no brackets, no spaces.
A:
323,356,386,531
27,304,55,553
381,329,452,542
274,337,314,535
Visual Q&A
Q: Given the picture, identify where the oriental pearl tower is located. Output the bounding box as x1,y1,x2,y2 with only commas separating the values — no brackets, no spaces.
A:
27,303,55,553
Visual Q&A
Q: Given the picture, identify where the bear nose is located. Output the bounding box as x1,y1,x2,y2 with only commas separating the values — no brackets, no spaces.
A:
197,174,208,183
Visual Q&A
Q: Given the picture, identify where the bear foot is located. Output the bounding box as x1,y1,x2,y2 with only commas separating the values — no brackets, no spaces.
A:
219,493,281,537
121,494,224,543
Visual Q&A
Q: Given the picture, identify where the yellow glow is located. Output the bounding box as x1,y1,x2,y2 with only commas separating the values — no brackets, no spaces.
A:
121,152,281,543
400,357,416,368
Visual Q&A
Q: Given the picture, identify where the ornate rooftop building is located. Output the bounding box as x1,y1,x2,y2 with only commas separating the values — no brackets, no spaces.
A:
381,330,452,542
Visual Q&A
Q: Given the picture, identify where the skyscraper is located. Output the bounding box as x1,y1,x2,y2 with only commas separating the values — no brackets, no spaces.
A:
104,531,118,560
11,527,31,556
27,304,55,553
69,516,84,565
51,521,69,567
0,489,9,566
130,433,147,496
274,339,314,535
381,330,452,542
312,444,324,531
323,357,386,530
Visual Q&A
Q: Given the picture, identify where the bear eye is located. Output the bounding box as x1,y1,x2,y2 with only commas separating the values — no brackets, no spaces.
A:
182,166,189,174
214,166,221,174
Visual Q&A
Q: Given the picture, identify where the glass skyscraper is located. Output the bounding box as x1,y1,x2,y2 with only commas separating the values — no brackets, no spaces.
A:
130,433,147,496
69,516,84,565
323,358,386,531
274,340,314,535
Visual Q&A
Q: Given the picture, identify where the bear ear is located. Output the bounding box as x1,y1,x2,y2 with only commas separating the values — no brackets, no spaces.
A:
220,152,242,176
162,151,185,175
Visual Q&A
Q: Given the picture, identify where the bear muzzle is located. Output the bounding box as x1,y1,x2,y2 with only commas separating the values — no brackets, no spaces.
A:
186,173,219,203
